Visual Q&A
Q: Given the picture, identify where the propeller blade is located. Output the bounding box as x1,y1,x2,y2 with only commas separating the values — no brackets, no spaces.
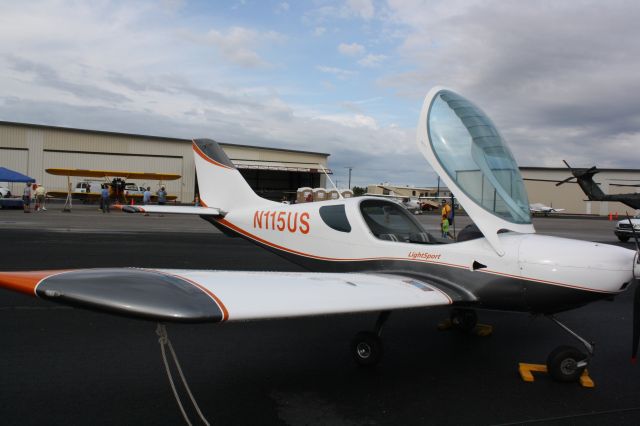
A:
633,283,640,363
562,160,571,169
625,212,640,363
555,176,576,187
626,213,640,255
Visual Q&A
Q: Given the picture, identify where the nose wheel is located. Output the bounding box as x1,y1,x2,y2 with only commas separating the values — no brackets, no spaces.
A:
546,345,588,382
546,316,593,383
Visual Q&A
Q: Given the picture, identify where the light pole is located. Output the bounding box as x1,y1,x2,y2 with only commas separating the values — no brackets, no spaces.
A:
345,167,353,189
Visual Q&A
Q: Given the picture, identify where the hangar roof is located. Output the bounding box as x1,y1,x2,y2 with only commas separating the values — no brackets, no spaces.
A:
0,120,330,157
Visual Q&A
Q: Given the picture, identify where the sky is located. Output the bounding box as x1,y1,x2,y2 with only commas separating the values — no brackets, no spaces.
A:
1,0,639,188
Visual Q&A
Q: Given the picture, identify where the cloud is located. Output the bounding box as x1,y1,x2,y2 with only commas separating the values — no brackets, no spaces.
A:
358,53,386,67
338,42,365,57
316,113,379,130
316,66,357,79
276,2,289,13
202,27,285,68
347,0,375,20
314,26,326,36
304,0,375,24
382,0,640,168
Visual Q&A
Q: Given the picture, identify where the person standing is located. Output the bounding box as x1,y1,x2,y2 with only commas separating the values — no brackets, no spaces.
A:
441,199,452,238
156,186,167,205
441,217,450,238
143,187,151,205
22,182,32,213
35,184,47,211
101,184,110,213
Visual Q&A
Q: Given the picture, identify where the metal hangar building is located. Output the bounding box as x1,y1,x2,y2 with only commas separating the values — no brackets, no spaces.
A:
0,121,330,203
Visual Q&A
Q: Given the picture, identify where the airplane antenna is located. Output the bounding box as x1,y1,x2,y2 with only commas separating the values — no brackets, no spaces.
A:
318,164,343,199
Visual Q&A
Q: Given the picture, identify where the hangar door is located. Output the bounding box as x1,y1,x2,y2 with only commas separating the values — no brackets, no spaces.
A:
238,169,321,201
43,150,184,201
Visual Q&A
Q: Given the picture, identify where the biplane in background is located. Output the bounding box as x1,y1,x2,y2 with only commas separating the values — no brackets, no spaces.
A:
45,168,180,208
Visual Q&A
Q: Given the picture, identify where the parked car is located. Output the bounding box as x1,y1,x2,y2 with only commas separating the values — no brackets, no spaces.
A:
0,186,11,198
614,214,640,242
124,183,147,197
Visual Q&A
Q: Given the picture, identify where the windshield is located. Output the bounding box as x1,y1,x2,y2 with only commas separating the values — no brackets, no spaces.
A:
427,90,531,224
360,199,433,243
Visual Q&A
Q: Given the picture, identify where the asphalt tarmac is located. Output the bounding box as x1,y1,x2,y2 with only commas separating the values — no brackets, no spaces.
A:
1,204,640,425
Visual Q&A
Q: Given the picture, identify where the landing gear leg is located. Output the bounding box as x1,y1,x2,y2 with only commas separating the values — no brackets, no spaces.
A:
546,315,593,382
350,311,391,367
450,308,478,333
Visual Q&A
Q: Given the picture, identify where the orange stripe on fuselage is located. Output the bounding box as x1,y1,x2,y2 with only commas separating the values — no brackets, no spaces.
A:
214,218,618,296
192,141,233,170
0,270,64,296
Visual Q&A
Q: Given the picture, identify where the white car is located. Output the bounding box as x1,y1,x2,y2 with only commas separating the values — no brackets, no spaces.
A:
614,215,640,242
0,186,11,198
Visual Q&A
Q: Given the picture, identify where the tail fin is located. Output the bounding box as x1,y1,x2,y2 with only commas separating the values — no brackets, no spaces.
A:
192,139,269,212
570,167,606,201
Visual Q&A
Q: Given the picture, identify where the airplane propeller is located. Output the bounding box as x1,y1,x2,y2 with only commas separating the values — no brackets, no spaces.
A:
626,213,640,363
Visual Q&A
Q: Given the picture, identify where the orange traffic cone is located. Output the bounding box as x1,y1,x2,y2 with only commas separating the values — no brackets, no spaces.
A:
130,198,134,205
609,213,612,221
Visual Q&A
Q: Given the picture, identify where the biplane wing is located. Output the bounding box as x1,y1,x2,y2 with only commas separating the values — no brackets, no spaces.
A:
46,168,181,180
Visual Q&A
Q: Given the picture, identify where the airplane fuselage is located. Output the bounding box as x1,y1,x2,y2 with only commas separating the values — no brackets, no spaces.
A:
207,196,636,315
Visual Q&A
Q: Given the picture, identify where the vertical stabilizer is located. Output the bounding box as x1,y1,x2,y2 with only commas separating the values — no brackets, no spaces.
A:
574,170,606,200
192,139,272,212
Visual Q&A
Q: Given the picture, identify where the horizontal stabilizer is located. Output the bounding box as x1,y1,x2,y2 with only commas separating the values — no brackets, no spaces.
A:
118,205,224,216
0,269,453,323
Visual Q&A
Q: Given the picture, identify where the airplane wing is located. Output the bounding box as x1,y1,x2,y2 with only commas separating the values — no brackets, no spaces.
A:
45,191,100,200
0,269,452,323
46,168,181,180
117,205,223,216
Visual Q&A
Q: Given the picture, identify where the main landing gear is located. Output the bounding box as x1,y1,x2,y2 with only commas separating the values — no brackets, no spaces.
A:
545,315,593,383
449,308,478,333
350,311,390,367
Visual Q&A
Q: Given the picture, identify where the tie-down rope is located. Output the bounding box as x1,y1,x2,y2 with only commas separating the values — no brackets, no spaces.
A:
156,323,210,426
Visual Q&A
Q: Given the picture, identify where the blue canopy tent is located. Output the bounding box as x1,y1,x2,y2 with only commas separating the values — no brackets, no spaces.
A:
0,167,34,209
0,167,35,183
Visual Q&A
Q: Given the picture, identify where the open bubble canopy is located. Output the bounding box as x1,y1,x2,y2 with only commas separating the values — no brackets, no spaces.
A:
426,90,531,225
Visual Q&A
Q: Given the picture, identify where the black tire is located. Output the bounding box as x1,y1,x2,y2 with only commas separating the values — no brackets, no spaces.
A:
618,235,630,242
350,331,383,367
546,345,587,382
450,308,478,333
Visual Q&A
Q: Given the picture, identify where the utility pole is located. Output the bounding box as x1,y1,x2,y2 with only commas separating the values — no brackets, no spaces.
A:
345,167,353,189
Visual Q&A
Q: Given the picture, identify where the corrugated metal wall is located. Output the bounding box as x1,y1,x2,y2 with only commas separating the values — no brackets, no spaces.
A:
0,122,330,204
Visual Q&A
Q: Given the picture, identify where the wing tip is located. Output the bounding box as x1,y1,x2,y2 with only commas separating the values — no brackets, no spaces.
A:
0,270,64,296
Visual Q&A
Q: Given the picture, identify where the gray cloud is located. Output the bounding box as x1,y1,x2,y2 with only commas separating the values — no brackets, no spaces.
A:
381,1,640,171
8,56,130,104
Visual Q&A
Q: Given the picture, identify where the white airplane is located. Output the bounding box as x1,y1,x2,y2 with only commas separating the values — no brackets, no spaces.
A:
1,87,639,390
364,190,425,214
529,203,565,216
